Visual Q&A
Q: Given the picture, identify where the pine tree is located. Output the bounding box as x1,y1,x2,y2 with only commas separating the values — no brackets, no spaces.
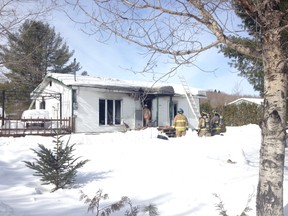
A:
219,2,288,96
23,134,89,192
0,19,81,93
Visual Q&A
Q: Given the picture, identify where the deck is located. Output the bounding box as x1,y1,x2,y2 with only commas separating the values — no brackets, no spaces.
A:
0,117,73,137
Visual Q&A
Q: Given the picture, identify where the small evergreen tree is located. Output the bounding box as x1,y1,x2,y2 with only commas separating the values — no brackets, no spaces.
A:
23,134,89,192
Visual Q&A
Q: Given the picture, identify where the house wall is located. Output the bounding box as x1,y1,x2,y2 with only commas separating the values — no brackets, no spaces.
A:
151,96,171,126
36,80,201,132
150,95,199,129
172,95,199,129
73,87,138,133
35,81,72,119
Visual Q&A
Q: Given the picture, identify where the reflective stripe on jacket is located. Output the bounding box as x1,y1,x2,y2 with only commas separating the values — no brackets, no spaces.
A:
173,114,188,131
198,117,210,131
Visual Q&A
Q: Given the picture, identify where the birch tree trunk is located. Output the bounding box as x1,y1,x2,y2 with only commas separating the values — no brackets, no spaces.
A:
257,10,287,216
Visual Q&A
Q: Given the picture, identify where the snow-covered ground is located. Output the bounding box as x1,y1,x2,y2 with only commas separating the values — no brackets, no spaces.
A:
1,124,288,216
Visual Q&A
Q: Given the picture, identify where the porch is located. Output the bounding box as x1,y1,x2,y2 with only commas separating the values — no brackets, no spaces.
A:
0,117,73,137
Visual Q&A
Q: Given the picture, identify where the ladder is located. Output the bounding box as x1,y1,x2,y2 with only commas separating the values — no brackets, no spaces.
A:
179,75,200,125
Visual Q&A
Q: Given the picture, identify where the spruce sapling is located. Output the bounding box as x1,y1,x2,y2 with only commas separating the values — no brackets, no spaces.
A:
23,133,89,192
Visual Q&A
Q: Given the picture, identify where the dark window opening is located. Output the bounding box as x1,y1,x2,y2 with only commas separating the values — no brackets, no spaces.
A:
72,89,77,103
107,100,113,125
72,89,78,110
99,99,121,126
40,97,45,109
99,99,106,125
173,103,178,117
115,100,121,124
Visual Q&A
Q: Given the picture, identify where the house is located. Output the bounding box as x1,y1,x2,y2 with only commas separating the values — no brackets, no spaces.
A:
0,107,5,118
30,73,206,133
227,97,263,106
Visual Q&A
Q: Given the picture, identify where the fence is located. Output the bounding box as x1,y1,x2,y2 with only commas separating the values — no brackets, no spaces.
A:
0,117,72,137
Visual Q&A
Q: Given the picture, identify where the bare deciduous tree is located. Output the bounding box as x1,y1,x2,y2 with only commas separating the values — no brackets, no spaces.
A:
63,1,287,216
232,80,244,96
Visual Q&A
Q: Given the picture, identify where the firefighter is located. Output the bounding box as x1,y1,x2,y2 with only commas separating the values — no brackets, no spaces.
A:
173,108,189,137
198,112,211,137
143,104,151,127
210,111,222,136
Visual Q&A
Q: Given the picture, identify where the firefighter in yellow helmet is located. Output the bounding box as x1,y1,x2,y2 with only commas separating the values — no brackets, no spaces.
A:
173,108,189,137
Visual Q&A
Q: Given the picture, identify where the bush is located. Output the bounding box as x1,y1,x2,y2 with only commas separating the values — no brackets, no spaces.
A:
80,189,159,216
222,103,263,126
23,133,89,192
213,193,253,216
200,103,263,127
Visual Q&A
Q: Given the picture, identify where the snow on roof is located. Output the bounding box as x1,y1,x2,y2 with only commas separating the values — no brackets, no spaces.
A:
46,72,205,96
228,97,263,105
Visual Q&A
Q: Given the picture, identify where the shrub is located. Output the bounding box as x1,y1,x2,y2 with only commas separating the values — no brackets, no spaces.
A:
80,189,159,216
200,102,263,127
213,193,253,216
23,134,89,192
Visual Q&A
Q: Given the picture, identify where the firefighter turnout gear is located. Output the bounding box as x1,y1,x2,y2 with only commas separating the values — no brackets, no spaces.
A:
210,111,222,136
173,109,189,137
198,112,211,137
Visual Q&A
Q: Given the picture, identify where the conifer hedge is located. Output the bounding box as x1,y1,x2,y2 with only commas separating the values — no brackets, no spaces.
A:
200,102,263,127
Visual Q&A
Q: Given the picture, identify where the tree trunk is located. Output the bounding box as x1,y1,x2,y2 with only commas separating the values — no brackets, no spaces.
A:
257,14,287,216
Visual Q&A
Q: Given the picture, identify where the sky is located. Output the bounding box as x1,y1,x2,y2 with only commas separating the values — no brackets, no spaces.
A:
1,124,288,216
47,8,258,97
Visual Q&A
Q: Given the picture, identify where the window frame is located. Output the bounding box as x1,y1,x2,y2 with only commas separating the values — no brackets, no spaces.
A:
99,99,122,126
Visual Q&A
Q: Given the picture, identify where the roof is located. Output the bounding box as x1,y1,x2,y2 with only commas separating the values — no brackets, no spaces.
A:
36,72,206,96
228,97,263,106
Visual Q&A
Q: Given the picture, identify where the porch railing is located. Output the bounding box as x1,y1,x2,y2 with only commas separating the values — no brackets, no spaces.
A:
0,117,72,137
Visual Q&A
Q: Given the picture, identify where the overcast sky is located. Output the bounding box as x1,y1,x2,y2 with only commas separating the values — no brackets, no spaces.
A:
48,9,258,96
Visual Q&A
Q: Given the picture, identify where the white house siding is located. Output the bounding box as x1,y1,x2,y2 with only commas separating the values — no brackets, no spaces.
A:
171,95,199,129
123,97,138,129
74,87,98,133
35,81,72,119
151,96,171,127
32,73,205,133
149,95,199,129
73,87,137,133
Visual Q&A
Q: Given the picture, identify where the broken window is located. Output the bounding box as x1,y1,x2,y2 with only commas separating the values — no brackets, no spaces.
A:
99,99,122,125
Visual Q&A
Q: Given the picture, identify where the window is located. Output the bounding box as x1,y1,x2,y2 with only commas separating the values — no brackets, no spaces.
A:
99,99,106,125
115,100,121,124
72,89,78,110
173,103,178,117
40,97,45,109
99,99,122,125
107,100,113,125
72,89,77,103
